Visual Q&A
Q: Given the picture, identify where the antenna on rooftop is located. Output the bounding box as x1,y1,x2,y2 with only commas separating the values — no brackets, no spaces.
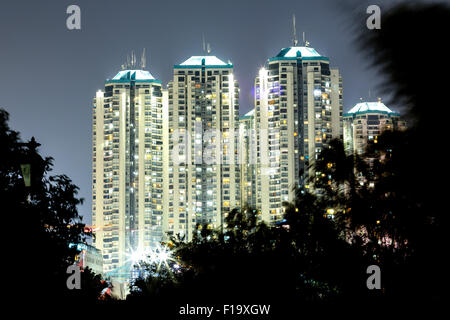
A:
202,33,206,53
121,50,143,70
202,33,211,54
292,14,298,46
141,48,146,69
132,51,137,68
303,32,310,47
126,54,131,69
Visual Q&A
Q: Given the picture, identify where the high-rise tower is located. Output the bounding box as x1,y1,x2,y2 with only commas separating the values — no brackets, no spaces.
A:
239,109,257,209
167,55,240,241
92,55,167,280
254,41,343,222
343,100,406,154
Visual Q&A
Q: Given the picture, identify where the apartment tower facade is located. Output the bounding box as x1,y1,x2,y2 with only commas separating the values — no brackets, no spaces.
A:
343,100,406,154
239,109,257,209
167,55,240,241
92,58,167,280
254,44,343,222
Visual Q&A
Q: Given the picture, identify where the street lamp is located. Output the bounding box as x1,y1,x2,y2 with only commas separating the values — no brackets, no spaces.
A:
18,137,40,201
20,164,31,187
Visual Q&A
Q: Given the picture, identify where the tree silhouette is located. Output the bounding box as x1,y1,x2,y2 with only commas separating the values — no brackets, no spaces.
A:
1,109,106,304
128,202,370,309
355,2,449,302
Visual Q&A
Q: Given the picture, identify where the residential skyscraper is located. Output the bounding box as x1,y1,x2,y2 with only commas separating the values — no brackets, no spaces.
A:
239,109,257,209
254,43,343,222
92,55,168,280
343,100,406,154
167,55,240,241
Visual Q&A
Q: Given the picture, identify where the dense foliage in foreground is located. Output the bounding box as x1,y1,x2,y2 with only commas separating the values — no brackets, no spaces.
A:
1,109,108,304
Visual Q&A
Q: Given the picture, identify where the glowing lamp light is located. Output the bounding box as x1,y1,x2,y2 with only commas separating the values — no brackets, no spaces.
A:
156,248,170,263
127,244,174,270
128,248,147,265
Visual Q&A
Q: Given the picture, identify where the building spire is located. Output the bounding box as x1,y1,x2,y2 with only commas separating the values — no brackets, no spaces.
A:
303,31,310,47
121,49,146,70
202,33,211,54
124,54,130,69
141,48,146,69
202,33,206,52
292,15,310,47
131,51,137,68
292,14,298,46
202,33,206,53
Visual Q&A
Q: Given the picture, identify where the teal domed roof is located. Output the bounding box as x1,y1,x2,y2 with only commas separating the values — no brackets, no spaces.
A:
175,56,232,68
345,101,399,117
112,70,155,80
270,46,328,61
276,46,321,58
240,109,254,120
106,69,161,84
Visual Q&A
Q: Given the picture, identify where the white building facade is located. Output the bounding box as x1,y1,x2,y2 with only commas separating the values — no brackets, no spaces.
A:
239,109,257,209
254,45,343,222
343,100,406,154
92,67,168,280
166,56,240,241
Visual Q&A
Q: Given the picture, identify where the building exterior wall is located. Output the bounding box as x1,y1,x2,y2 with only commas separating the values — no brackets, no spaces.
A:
343,101,406,154
71,243,103,276
254,47,343,222
167,57,240,242
92,70,167,279
239,110,257,209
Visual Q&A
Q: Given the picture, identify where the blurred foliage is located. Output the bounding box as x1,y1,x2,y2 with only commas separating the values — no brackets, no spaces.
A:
0,109,107,304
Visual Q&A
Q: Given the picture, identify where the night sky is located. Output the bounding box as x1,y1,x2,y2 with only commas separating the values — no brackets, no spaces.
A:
0,0,413,223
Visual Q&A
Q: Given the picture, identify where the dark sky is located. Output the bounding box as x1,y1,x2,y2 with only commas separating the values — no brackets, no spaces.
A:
1,0,420,223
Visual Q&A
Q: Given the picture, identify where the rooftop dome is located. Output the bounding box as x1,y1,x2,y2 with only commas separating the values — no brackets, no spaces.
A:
271,46,328,61
277,46,321,58
106,69,161,84
240,109,254,120
112,70,155,81
345,101,398,116
175,56,232,68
